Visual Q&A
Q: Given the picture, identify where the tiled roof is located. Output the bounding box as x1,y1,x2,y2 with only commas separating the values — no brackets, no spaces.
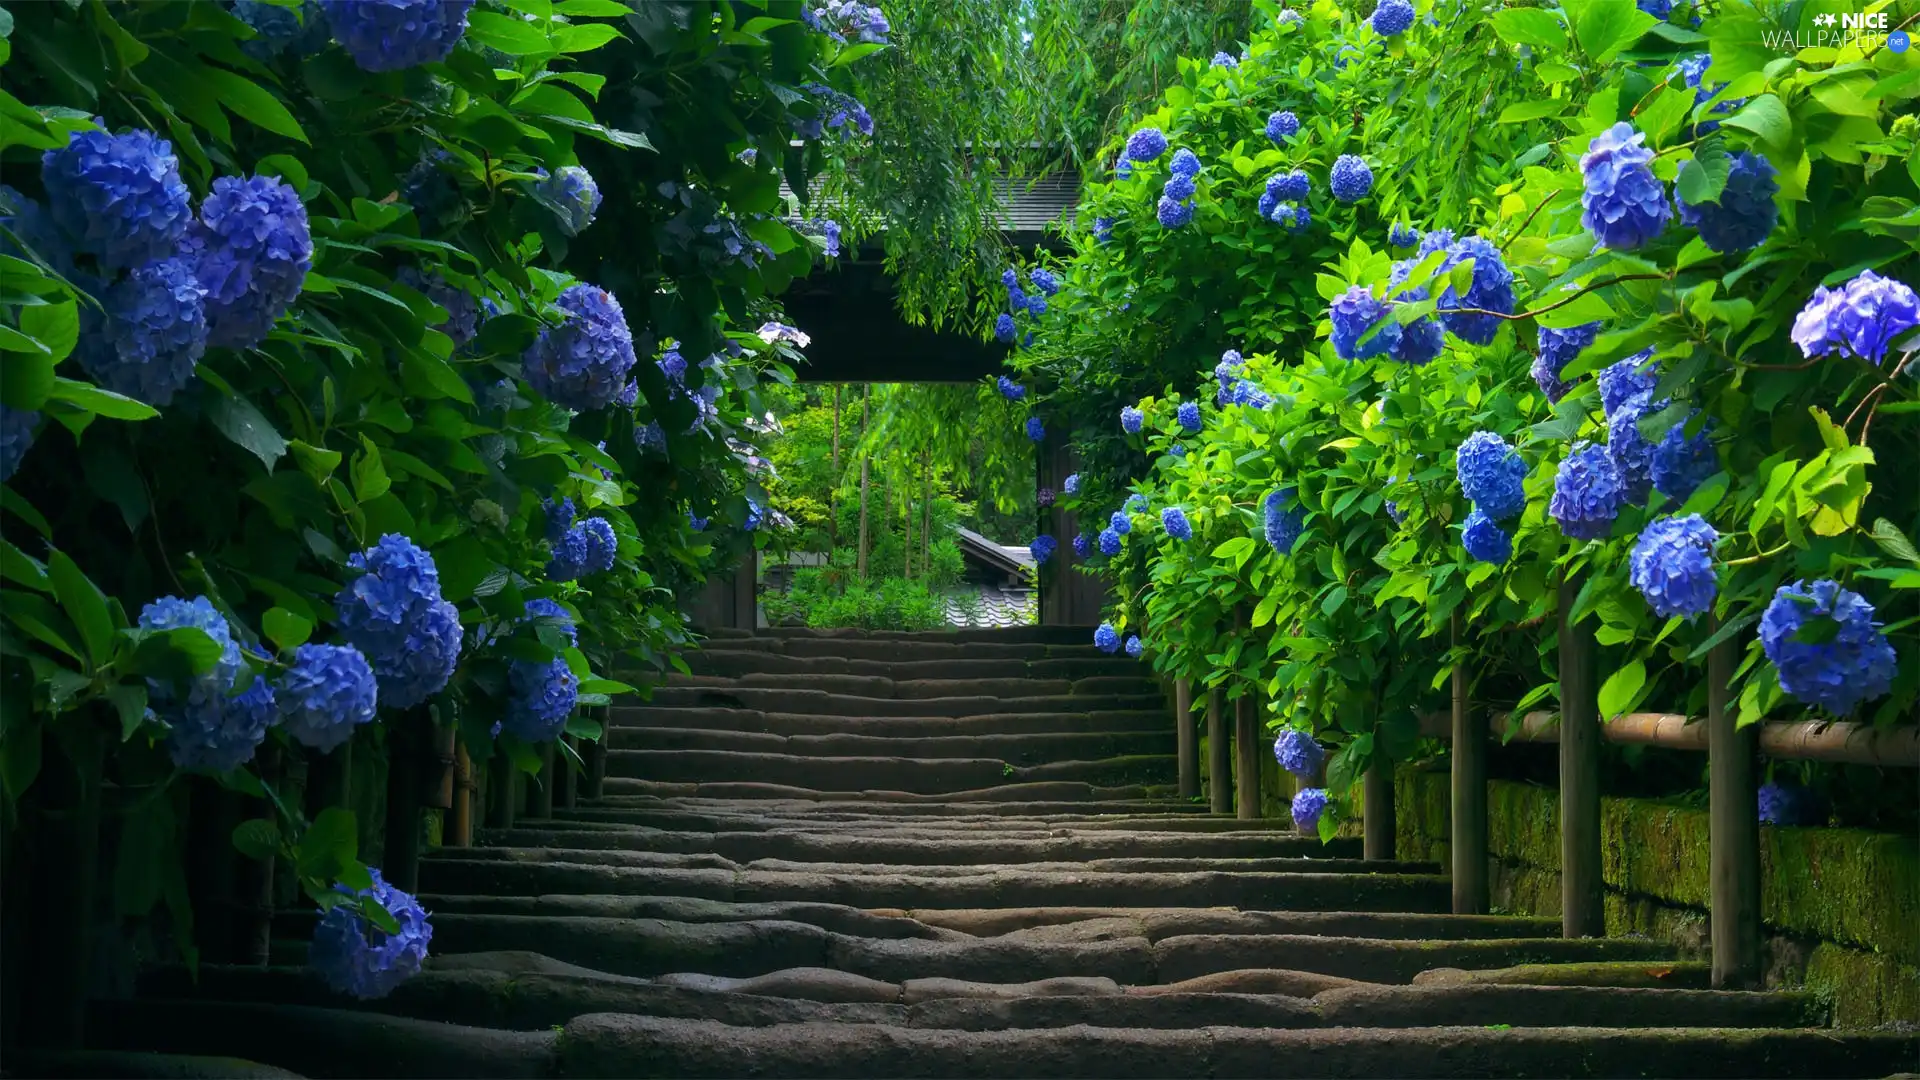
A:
777,169,1080,241
946,585,1036,628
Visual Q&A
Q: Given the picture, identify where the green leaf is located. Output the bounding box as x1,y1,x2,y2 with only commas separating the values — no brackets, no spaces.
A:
0,350,55,411
1870,518,1920,567
20,299,78,363
46,549,114,667
263,607,314,651
45,377,160,420
1676,145,1731,206
201,67,309,144
105,682,147,741
1489,7,1568,51
351,436,390,503
0,539,49,592
1571,0,1655,65
466,10,553,54
551,22,622,52
207,392,288,470
1596,659,1646,719
1722,94,1791,148
1636,85,1696,146
564,712,604,740
1497,99,1565,124
831,41,886,67
232,819,282,862
128,626,223,681
0,325,51,355
288,439,343,482
555,0,634,13
296,807,358,880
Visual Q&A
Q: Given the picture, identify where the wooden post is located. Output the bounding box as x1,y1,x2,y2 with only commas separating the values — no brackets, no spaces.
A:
307,741,352,819
1234,692,1261,820
447,740,473,847
856,386,871,578
235,744,279,966
19,722,104,1050
1559,569,1604,938
1363,758,1395,861
529,741,556,819
1450,612,1488,915
582,709,608,800
486,754,516,830
1207,687,1231,814
1708,623,1761,987
1174,678,1199,798
383,717,424,894
558,735,579,810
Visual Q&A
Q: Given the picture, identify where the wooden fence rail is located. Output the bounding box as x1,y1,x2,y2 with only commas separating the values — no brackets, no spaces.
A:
1413,710,1920,767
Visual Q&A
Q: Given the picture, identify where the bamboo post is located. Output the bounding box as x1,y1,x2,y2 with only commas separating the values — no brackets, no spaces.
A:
1450,611,1488,914
382,716,425,894
1559,569,1604,938
235,744,279,966
529,741,556,819
1708,623,1761,987
306,741,352,819
558,735,579,810
20,722,104,1050
1363,758,1395,861
1234,692,1261,820
582,709,608,800
447,740,473,847
1207,687,1231,814
485,755,516,829
1174,678,1199,798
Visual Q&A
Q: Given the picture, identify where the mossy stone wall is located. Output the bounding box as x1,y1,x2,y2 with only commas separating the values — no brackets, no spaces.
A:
1394,762,1920,1027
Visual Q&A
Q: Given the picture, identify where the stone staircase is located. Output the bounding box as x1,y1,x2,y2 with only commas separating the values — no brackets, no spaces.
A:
103,628,1916,1078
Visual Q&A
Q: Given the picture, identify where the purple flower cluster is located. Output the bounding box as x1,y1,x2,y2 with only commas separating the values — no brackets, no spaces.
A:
803,0,890,44
1210,51,1238,68
309,867,433,1000
1434,235,1514,345
334,534,462,709
1037,487,1055,509
1677,152,1777,253
523,284,638,411
997,376,1026,401
505,650,578,742
1598,349,1661,417
1607,392,1663,502
1652,415,1717,502
1371,0,1415,36
1533,321,1600,402
1388,221,1420,248
1291,787,1329,829
1094,622,1121,653
1329,285,1399,361
1456,431,1527,522
277,643,379,753
1790,270,1919,365
41,128,192,271
1628,514,1718,619
1025,416,1046,442
1158,150,1196,228
1759,580,1898,716
1109,510,1132,536
0,406,39,483
1580,123,1670,250
1121,405,1144,433
139,595,272,772
396,267,478,350
1329,155,1374,204
1275,730,1323,777
1125,635,1143,658
1098,528,1122,556
1093,217,1114,243
1549,442,1625,541
1125,128,1168,163
1063,473,1081,495
1385,259,1445,366
1177,401,1202,433
532,165,602,238
1266,111,1300,143
1264,488,1303,554
1161,506,1192,540
317,0,473,72
1030,535,1057,565
79,255,208,406
1461,508,1512,564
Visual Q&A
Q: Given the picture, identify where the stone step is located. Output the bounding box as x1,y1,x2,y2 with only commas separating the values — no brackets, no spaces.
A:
758,625,1099,645
94,997,1918,1079
608,706,1176,737
604,749,1178,793
472,827,1351,864
593,778,1186,805
679,651,1147,681
1413,960,1716,989
664,672,1163,700
416,861,1451,912
767,638,1112,661
436,846,1439,880
560,803,1300,828
637,686,1169,717
607,726,1175,763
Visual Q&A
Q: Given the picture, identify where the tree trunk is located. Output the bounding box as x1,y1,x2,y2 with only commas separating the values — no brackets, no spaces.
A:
857,387,871,579
829,385,841,552
921,449,931,574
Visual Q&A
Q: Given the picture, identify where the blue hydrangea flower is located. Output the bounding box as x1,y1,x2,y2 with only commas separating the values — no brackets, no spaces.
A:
1264,488,1304,554
334,534,462,710
0,405,39,483
1124,494,1149,514
1270,202,1312,234
1676,152,1777,253
195,189,326,353
997,376,1026,401
1157,196,1193,229
1163,173,1197,203
532,165,602,238
1027,293,1050,316
1533,322,1600,402
1030,535,1057,564
1266,111,1300,143
310,867,433,1000
1275,730,1323,777
995,313,1017,343
1106,510,1131,537
1098,528,1122,556
77,255,208,406
276,644,378,753
1039,487,1056,509
522,598,578,646
1549,442,1625,541
1229,379,1275,409
231,0,331,58
396,267,478,350
1329,285,1401,361
1216,351,1245,391
547,524,589,581
1607,392,1662,502
1673,53,1746,133
1120,405,1144,433
1455,431,1527,521
1008,284,1028,312
1093,217,1114,243
1329,155,1374,204
1758,781,1817,826
580,516,617,574
1629,514,1718,619
1637,0,1671,18
1063,473,1080,495
400,154,460,230
1759,580,1899,716
543,497,576,545
523,284,638,411
1291,787,1329,829
1025,416,1045,442
1652,416,1717,502
1371,0,1414,36
1170,443,1186,457
687,510,709,531
1161,506,1192,540
1791,270,1920,365
1029,268,1060,296
1580,123,1670,250
1384,475,1407,525
317,0,474,71
1388,222,1420,248
1176,401,1202,433
1210,51,1238,67
1072,533,1091,558
1596,349,1659,418
138,595,265,772
504,655,578,743
1435,236,1514,345
1461,508,1512,564
1125,128,1168,162
1094,622,1121,653
1385,258,1445,366
41,128,192,271
1169,149,1201,178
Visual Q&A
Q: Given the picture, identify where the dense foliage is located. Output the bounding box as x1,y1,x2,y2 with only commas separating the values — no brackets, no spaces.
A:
0,0,879,993
1010,0,1918,835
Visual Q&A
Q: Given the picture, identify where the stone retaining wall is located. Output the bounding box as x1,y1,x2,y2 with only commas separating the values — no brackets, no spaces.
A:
1394,762,1920,1027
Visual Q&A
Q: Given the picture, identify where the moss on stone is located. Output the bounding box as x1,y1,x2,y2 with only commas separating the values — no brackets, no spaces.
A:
1763,826,1919,963
1803,941,1920,1027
